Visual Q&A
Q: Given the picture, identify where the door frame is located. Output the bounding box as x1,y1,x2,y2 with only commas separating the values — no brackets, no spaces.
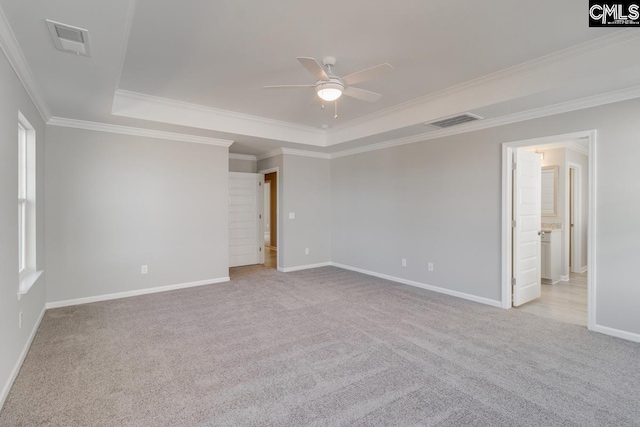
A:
501,130,597,331
567,162,582,274
258,167,281,271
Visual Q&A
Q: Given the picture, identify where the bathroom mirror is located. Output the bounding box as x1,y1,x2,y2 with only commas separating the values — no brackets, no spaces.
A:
541,166,558,216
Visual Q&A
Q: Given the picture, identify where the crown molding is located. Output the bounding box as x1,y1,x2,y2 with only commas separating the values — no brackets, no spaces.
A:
256,148,283,161
0,5,51,121
49,83,640,159
48,117,234,147
330,85,640,159
280,148,331,159
229,153,257,161
255,147,331,161
112,89,326,146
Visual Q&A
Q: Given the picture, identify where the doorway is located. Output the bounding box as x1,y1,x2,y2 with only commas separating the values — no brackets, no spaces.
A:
259,168,279,270
502,131,596,329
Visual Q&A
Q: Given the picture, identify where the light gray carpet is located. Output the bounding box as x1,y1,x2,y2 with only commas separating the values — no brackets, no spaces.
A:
1,266,639,426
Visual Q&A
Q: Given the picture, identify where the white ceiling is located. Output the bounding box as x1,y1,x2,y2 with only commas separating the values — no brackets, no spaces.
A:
2,0,640,156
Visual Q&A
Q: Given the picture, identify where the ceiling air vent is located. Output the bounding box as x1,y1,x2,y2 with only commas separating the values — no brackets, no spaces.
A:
425,113,482,129
46,20,91,56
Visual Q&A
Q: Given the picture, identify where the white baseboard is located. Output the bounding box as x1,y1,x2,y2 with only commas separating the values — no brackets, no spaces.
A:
278,262,331,273
561,275,570,282
330,262,502,308
591,324,640,343
46,277,230,309
580,265,588,273
1,305,46,410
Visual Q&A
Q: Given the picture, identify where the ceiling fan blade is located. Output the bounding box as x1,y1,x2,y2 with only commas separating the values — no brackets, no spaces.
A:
341,63,393,86
263,85,315,89
297,57,329,81
343,86,382,103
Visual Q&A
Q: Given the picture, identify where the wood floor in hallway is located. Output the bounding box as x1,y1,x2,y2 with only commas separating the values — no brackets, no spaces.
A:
516,272,587,326
264,246,277,269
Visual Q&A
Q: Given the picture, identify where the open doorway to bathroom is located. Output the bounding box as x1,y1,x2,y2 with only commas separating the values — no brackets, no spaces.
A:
502,132,594,328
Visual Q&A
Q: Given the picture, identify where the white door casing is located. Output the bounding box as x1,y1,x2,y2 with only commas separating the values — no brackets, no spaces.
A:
567,163,582,274
513,149,542,306
502,130,596,332
229,172,264,267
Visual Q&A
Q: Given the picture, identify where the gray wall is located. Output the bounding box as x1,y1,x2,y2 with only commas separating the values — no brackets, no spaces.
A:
229,158,257,173
282,155,331,268
45,127,229,303
331,98,640,335
256,154,331,269
0,50,46,404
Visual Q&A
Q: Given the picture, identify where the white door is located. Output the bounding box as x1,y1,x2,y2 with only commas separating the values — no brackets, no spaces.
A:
229,172,264,267
513,149,542,306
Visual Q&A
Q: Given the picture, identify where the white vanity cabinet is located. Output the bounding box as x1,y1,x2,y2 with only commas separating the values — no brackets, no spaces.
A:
541,229,561,284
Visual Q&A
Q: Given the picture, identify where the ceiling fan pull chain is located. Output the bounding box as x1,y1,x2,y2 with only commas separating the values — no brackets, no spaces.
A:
321,100,325,110
334,99,338,119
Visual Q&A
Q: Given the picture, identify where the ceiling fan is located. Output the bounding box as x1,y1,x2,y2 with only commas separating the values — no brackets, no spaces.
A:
264,56,393,118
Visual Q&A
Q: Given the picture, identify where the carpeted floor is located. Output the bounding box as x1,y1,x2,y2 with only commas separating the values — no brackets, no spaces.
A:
1,266,639,426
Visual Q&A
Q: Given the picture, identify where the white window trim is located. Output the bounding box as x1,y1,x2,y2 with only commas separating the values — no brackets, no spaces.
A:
18,122,26,274
18,270,43,297
17,112,42,298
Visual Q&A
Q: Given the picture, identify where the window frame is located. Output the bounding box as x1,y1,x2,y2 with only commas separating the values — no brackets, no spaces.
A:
17,112,42,297
18,122,27,275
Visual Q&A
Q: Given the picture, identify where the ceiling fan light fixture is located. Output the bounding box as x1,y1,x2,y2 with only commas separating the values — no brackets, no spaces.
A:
316,82,343,101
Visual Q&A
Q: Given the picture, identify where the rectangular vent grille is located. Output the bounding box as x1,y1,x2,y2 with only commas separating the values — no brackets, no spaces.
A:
426,113,482,128
55,26,84,43
46,20,91,56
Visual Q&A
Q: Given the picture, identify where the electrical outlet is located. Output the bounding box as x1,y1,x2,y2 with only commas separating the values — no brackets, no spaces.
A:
428,262,434,271
141,265,148,274
289,212,296,219
305,248,310,255
402,258,407,267
19,311,23,329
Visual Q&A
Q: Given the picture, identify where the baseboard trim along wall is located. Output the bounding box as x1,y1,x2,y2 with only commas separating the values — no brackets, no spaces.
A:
278,262,332,273
592,324,640,344
46,277,230,309
330,262,502,308
1,306,46,410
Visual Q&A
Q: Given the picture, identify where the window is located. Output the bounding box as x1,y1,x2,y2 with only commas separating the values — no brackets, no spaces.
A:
18,122,27,273
18,112,41,295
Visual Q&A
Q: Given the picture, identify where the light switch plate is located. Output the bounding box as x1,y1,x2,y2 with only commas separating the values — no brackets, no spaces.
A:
289,212,295,219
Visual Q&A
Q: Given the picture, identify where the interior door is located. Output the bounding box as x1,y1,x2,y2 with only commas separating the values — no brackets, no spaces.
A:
513,149,542,306
229,172,264,267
